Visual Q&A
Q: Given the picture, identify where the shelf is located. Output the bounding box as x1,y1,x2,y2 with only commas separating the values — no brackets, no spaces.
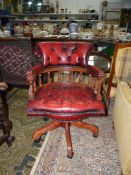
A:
13,13,99,23
12,13,99,17
14,19,98,23
0,13,99,27
0,15,15,18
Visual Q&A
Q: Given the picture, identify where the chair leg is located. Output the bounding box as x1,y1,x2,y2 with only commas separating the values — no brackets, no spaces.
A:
71,121,99,137
65,122,73,159
121,171,124,175
33,121,74,158
32,121,61,141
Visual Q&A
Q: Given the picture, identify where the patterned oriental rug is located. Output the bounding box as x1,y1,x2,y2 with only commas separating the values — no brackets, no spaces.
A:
0,89,46,175
30,114,121,174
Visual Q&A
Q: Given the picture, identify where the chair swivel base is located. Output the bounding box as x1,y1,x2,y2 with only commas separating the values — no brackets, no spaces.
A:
32,120,99,158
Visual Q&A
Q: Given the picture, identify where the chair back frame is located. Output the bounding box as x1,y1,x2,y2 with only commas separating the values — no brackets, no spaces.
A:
106,42,131,107
27,41,104,101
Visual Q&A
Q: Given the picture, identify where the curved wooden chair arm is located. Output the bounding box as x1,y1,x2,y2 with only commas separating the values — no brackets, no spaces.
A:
91,51,112,63
26,65,43,100
87,65,104,78
0,82,8,91
27,65,43,76
27,65,43,84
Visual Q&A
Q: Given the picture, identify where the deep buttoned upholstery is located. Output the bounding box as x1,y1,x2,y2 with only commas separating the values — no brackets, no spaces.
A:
27,83,105,120
36,42,93,66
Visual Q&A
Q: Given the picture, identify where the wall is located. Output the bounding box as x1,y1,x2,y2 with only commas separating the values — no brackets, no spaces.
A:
47,0,101,14
59,0,101,14
107,0,124,10
0,0,3,9
48,0,126,14
1,0,130,14
123,0,131,8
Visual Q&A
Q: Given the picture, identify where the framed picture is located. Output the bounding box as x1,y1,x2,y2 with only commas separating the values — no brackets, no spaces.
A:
105,10,121,21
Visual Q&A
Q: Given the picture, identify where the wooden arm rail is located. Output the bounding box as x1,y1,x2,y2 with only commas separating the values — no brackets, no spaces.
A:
27,65,104,101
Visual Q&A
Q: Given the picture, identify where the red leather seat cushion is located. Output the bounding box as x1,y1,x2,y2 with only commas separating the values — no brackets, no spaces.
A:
27,83,105,120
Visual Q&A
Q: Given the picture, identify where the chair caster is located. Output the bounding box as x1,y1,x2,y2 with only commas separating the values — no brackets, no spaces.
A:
67,152,74,159
33,137,41,143
43,116,49,121
93,133,98,138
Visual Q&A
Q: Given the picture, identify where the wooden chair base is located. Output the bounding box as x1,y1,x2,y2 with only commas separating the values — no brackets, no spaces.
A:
33,120,99,158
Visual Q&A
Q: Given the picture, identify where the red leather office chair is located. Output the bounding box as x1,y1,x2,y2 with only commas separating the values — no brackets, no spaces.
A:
26,41,105,158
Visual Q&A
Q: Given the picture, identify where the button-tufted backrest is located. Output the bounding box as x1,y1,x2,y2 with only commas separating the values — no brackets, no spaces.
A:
36,41,94,67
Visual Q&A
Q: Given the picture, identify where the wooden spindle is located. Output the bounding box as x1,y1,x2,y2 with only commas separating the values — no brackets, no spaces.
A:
33,80,37,93
28,84,34,100
48,72,51,83
80,72,82,83
39,74,42,86
97,78,103,100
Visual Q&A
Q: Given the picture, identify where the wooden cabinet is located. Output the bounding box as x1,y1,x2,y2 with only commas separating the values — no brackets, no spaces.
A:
120,8,131,32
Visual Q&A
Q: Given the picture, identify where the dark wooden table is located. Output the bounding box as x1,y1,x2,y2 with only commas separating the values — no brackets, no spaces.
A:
0,82,15,146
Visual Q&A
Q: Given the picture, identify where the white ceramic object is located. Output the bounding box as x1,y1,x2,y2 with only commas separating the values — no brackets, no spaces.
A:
70,32,79,39
118,32,129,41
0,29,5,37
69,22,79,33
15,25,23,34
3,30,10,37
113,24,119,30
42,30,49,37
97,22,104,30
24,25,31,33
32,27,41,37
60,28,70,35
81,32,94,40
